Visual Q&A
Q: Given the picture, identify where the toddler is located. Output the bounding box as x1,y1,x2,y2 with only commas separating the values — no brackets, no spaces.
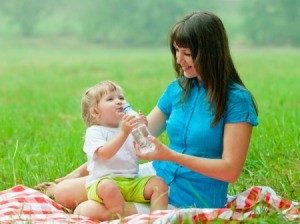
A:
74,80,168,220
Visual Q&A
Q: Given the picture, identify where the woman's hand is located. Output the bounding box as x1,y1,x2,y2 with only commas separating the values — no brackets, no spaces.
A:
135,135,172,161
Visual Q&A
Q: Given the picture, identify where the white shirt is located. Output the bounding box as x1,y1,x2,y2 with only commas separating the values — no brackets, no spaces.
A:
84,125,138,188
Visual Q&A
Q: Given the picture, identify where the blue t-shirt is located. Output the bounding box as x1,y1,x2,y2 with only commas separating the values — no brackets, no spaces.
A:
153,78,258,208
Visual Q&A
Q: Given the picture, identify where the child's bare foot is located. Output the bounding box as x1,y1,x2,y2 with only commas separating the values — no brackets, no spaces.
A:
34,182,56,199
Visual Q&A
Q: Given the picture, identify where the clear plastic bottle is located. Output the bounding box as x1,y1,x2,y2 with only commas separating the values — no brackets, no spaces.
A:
123,104,155,154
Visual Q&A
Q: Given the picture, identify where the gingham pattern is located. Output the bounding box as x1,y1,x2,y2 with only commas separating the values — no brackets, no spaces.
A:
0,185,299,223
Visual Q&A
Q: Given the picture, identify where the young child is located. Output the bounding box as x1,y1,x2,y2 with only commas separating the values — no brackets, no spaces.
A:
74,80,168,221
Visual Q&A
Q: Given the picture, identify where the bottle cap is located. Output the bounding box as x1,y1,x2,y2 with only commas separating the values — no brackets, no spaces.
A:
122,104,131,112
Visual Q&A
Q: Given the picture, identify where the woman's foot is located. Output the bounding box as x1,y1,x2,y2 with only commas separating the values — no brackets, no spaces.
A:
34,182,73,213
34,182,56,199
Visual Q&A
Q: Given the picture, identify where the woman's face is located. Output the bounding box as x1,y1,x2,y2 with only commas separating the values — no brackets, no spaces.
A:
174,42,202,81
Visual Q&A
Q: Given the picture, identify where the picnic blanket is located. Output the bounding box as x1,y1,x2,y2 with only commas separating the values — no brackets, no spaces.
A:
0,185,299,223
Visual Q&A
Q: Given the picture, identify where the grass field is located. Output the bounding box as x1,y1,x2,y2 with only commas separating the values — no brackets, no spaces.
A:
0,38,299,222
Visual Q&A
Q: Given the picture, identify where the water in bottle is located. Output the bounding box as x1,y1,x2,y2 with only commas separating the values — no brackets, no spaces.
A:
123,104,155,154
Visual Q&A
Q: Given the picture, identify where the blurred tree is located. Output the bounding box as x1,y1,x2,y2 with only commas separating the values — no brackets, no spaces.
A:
239,0,300,46
0,0,236,45
78,0,222,46
1,0,297,47
0,0,54,36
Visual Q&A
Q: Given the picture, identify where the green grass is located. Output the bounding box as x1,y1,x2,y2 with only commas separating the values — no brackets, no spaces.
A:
230,48,300,201
0,38,299,222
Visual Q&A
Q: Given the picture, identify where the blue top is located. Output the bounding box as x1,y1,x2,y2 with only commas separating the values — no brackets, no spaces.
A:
153,78,258,208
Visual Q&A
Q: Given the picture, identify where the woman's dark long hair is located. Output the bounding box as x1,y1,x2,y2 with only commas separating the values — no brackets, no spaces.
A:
170,10,258,126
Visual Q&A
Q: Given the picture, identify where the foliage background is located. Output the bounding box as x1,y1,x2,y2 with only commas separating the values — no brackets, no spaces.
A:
0,0,299,47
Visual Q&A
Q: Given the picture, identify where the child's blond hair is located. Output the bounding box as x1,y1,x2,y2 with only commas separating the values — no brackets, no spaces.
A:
81,80,123,127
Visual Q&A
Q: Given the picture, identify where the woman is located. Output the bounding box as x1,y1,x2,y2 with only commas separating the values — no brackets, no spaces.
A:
36,10,258,211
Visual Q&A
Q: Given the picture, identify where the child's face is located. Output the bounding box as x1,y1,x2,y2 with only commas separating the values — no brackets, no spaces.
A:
96,90,126,127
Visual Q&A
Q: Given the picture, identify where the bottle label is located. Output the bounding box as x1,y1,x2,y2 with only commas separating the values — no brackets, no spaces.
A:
132,125,155,154
123,104,155,154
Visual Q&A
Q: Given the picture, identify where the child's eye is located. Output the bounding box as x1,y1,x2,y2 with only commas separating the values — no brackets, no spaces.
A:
119,96,125,100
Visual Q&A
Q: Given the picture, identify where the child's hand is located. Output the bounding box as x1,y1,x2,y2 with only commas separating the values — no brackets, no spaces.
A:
121,114,138,135
138,110,148,126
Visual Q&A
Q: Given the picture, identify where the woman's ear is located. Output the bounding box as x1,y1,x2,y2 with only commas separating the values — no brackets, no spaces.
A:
90,107,101,119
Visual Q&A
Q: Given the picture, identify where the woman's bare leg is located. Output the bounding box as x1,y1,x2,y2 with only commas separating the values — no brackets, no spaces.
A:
54,176,87,209
74,200,138,221
74,200,111,220
34,182,57,198
35,163,88,200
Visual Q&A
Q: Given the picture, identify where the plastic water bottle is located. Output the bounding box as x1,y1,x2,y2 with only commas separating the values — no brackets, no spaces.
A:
123,104,155,154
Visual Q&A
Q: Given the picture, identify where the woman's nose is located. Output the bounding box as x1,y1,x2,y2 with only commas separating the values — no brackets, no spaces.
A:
176,52,183,64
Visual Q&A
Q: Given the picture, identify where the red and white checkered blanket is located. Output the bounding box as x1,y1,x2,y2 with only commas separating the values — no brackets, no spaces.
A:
0,185,299,223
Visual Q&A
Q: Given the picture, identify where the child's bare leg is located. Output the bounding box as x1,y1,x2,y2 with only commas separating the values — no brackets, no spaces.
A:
97,179,126,218
54,177,87,209
143,176,168,211
123,202,137,216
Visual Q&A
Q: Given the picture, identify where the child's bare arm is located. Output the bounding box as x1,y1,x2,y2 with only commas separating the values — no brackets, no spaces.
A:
138,110,148,126
95,115,138,160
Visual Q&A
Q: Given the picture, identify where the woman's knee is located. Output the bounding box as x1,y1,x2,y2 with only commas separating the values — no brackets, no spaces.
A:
54,177,87,209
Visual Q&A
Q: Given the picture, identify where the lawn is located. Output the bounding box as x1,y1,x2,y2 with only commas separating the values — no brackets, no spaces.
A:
0,38,299,222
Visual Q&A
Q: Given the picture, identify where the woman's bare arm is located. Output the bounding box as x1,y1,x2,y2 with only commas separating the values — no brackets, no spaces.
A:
55,162,88,183
136,122,253,183
147,106,167,137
